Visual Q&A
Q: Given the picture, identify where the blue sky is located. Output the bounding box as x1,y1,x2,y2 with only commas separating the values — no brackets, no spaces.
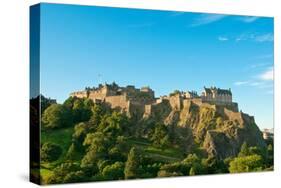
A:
38,3,274,129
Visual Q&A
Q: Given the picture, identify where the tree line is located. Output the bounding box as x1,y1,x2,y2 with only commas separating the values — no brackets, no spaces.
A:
40,96,273,184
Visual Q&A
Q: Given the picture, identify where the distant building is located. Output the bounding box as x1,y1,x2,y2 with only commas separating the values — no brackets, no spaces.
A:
262,128,274,140
70,83,238,117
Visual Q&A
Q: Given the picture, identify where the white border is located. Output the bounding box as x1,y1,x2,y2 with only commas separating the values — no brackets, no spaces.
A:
0,0,280,187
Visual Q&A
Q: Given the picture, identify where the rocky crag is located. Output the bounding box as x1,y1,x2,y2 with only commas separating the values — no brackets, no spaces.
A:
71,83,266,159
145,99,265,159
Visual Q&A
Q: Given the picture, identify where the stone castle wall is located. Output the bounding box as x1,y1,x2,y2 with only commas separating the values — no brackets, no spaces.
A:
70,91,87,98
105,95,128,109
224,108,243,125
127,101,145,118
88,92,106,101
169,94,182,110
70,85,239,120
143,105,152,118
183,98,202,107
202,93,232,104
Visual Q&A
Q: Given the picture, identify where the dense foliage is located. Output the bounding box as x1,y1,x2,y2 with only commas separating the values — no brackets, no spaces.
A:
41,142,62,162
39,96,274,184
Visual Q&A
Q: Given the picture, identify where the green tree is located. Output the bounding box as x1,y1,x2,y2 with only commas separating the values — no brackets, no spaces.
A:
40,95,56,114
102,162,125,180
81,132,111,167
157,154,203,177
63,96,76,109
63,171,85,183
98,112,129,137
42,104,73,129
202,156,228,174
72,122,89,144
44,162,82,184
157,161,186,177
89,104,107,126
41,142,62,162
229,154,264,173
189,167,195,175
183,154,204,175
151,123,171,149
267,144,273,167
72,99,92,123
124,147,141,179
238,142,250,157
66,143,79,160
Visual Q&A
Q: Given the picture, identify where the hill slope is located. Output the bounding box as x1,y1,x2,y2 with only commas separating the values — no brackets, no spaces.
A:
143,100,265,159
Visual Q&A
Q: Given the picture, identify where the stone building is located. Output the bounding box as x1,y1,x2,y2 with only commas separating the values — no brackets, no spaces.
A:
70,83,155,117
70,83,237,118
262,128,274,140
201,86,232,104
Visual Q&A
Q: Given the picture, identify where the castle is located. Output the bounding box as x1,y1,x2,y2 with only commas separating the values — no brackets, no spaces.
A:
70,83,238,118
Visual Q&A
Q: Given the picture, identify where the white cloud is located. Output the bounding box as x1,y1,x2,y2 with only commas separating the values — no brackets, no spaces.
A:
234,67,273,95
240,16,259,23
260,68,274,81
191,14,226,27
255,33,274,42
249,82,263,86
234,81,249,86
250,62,272,69
236,33,255,41
236,33,273,42
218,36,228,41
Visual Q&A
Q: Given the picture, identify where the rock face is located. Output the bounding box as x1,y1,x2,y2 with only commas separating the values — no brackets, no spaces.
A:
145,100,266,159
70,84,266,159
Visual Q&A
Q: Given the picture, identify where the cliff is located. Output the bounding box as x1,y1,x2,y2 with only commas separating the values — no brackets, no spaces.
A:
70,84,266,159
144,100,266,159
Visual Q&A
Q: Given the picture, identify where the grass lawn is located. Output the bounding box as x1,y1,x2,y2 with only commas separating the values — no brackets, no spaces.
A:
40,126,75,171
41,127,74,151
128,138,184,163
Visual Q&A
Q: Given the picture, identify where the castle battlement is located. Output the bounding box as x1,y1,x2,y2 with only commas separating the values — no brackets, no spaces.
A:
70,83,238,117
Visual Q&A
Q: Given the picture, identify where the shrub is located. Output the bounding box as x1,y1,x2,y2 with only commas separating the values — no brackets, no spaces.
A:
41,142,62,162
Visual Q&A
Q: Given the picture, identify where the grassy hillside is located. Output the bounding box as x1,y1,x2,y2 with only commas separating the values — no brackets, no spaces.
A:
37,97,273,184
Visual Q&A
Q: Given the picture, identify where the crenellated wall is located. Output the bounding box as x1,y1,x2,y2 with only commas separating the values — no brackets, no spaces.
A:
70,85,239,121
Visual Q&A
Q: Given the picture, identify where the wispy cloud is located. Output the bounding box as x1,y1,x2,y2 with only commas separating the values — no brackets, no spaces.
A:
234,67,273,94
190,14,227,27
234,79,273,92
218,36,229,41
250,62,272,69
254,54,273,59
249,81,264,86
236,33,273,42
234,81,250,86
260,67,273,81
236,33,254,42
239,16,259,23
255,33,274,42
